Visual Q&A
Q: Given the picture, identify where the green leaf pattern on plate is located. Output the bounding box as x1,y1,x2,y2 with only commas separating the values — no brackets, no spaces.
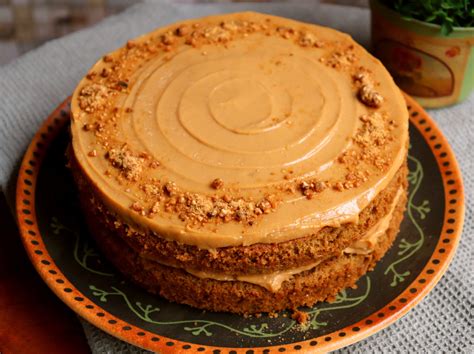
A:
384,152,429,287
79,277,369,338
51,217,113,277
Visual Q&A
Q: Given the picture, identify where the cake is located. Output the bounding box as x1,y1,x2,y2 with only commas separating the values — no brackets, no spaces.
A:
69,12,409,314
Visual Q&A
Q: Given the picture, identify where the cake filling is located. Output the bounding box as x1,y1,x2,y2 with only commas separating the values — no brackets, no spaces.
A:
186,261,322,292
182,187,404,292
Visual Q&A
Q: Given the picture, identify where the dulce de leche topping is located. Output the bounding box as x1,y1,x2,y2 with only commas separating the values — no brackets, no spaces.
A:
70,12,408,249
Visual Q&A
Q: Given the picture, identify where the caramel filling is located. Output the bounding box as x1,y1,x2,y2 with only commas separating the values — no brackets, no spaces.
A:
183,187,404,292
187,261,322,293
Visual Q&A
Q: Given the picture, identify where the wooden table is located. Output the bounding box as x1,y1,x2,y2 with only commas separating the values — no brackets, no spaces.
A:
0,192,90,354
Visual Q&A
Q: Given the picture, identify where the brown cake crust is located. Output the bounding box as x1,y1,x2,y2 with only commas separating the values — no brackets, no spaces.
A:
70,150,407,275
85,184,407,314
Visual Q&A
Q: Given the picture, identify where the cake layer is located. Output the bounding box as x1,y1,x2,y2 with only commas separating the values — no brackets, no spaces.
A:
185,186,405,291
70,12,409,249
71,151,407,275
86,182,407,314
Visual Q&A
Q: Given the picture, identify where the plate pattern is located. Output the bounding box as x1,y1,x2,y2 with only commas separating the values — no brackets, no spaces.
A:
16,94,464,353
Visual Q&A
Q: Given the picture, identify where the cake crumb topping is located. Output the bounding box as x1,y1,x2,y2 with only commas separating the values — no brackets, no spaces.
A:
291,310,309,324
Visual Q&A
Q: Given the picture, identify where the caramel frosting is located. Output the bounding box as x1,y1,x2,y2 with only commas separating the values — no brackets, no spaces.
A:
70,12,408,249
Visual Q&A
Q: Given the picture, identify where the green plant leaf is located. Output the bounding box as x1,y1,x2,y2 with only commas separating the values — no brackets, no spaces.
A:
380,0,474,34
441,21,452,35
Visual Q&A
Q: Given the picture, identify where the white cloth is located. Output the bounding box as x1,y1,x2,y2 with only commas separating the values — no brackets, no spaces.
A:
0,1,472,352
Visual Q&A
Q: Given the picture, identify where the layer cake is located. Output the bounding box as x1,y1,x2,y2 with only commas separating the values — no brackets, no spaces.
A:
69,12,409,314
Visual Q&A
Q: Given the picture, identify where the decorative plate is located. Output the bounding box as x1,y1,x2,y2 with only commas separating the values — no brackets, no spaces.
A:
16,94,464,353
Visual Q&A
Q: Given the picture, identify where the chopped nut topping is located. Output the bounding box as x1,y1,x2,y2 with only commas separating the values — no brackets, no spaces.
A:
131,201,143,211
358,85,383,108
83,123,93,131
256,199,272,214
141,183,161,196
148,202,160,217
210,178,224,190
176,25,190,37
88,150,97,157
276,26,294,39
94,122,105,133
355,112,390,147
149,160,161,169
157,189,279,226
204,26,231,42
106,148,144,180
161,32,175,45
299,180,326,199
185,36,198,47
130,201,146,216
324,47,357,69
78,84,109,113
164,181,179,196
100,68,110,78
117,81,128,89
285,184,297,194
334,109,392,190
221,20,240,32
85,72,96,80
298,32,322,48
343,171,368,189
353,71,373,86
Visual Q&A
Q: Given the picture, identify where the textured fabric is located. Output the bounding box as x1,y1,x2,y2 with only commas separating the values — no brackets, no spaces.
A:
0,1,472,352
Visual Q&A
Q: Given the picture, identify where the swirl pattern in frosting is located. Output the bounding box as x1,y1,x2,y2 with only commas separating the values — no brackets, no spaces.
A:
70,12,408,249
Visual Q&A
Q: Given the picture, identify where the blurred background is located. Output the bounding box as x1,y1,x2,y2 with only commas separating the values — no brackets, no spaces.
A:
0,0,368,65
